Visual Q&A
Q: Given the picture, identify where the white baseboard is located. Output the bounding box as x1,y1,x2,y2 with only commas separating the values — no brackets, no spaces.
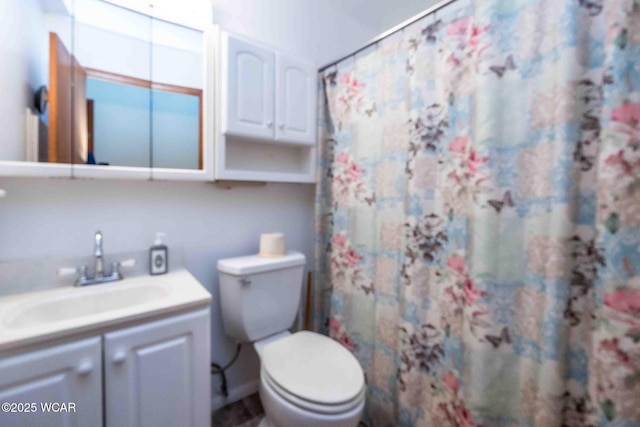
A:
211,379,260,412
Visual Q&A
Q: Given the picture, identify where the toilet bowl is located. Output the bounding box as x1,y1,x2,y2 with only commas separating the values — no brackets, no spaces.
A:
217,252,366,427
255,331,365,427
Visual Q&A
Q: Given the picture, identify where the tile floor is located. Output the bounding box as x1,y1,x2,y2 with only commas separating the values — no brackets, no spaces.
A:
211,393,369,427
211,393,264,427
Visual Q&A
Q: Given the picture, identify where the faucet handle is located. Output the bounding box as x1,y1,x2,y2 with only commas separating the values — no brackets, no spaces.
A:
58,266,88,286
58,267,80,277
119,259,136,269
58,266,87,277
94,231,103,257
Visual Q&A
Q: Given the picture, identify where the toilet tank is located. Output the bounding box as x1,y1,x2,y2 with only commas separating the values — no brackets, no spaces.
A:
217,252,305,342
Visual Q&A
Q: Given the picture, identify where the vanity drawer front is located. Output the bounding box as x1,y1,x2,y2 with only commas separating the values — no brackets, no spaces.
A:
0,337,103,427
104,308,210,427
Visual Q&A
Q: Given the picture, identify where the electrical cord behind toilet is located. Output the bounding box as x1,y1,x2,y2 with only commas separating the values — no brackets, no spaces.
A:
211,343,242,398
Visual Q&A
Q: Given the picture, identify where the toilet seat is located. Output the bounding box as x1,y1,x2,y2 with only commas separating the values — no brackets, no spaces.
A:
260,331,365,415
262,369,365,415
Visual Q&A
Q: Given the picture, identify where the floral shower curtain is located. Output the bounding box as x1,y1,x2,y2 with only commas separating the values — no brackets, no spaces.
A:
314,0,640,426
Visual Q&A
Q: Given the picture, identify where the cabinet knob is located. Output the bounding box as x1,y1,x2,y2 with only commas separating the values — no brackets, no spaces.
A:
279,124,285,130
77,360,94,376
267,121,273,128
112,350,127,365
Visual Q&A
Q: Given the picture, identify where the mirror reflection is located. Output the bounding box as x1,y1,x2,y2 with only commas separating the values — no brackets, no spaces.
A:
73,0,152,168
0,0,74,164
150,20,204,170
74,0,205,170
0,0,205,171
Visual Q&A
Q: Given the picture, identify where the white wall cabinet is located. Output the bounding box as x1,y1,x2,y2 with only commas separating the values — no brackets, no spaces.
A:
0,337,102,427
0,309,210,427
275,54,317,145
223,35,275,141
104,309,210,427
218,30,317,183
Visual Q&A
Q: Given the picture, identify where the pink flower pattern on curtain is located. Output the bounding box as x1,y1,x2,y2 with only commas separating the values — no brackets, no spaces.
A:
314,0,640,426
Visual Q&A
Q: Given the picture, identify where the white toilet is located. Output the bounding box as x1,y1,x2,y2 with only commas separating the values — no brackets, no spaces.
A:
217,252,365,427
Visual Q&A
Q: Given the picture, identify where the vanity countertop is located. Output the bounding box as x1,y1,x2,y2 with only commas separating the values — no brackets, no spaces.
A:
0,269,211,353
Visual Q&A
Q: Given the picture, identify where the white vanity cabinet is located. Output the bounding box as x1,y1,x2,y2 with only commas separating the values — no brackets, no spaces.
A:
218,30,317,183
104,309,210,427
0,308,210,427
0,337,103,427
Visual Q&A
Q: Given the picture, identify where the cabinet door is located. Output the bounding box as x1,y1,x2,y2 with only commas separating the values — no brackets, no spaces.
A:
222,33,275,140
104,309,210,427
275,54,317,145
0,337,102,427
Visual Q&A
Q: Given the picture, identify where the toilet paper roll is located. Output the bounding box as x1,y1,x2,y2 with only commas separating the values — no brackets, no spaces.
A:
259,233,286,258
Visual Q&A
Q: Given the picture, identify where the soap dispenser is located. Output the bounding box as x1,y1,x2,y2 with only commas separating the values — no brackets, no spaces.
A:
150,232,168,275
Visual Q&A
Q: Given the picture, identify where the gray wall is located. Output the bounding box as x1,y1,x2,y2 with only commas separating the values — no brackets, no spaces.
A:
0,177,315,407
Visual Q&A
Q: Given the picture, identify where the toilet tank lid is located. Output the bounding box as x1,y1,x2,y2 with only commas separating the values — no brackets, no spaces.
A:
217,252,305,275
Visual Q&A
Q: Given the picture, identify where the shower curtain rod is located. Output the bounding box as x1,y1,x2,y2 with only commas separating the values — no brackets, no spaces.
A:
319,0,459,71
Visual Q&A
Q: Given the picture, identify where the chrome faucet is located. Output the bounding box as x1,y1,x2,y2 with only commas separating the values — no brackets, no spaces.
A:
58,231,136,286
94,231,105,278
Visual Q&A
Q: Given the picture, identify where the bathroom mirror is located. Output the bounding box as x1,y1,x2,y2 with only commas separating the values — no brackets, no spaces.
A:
150,20,204,171
0,0,212,180
0,0,75,169
73,0,208,176
72,0,152,175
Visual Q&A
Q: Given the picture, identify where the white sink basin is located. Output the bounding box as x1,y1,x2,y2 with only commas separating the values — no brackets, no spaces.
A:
0,270,212,352
4,282,170,329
